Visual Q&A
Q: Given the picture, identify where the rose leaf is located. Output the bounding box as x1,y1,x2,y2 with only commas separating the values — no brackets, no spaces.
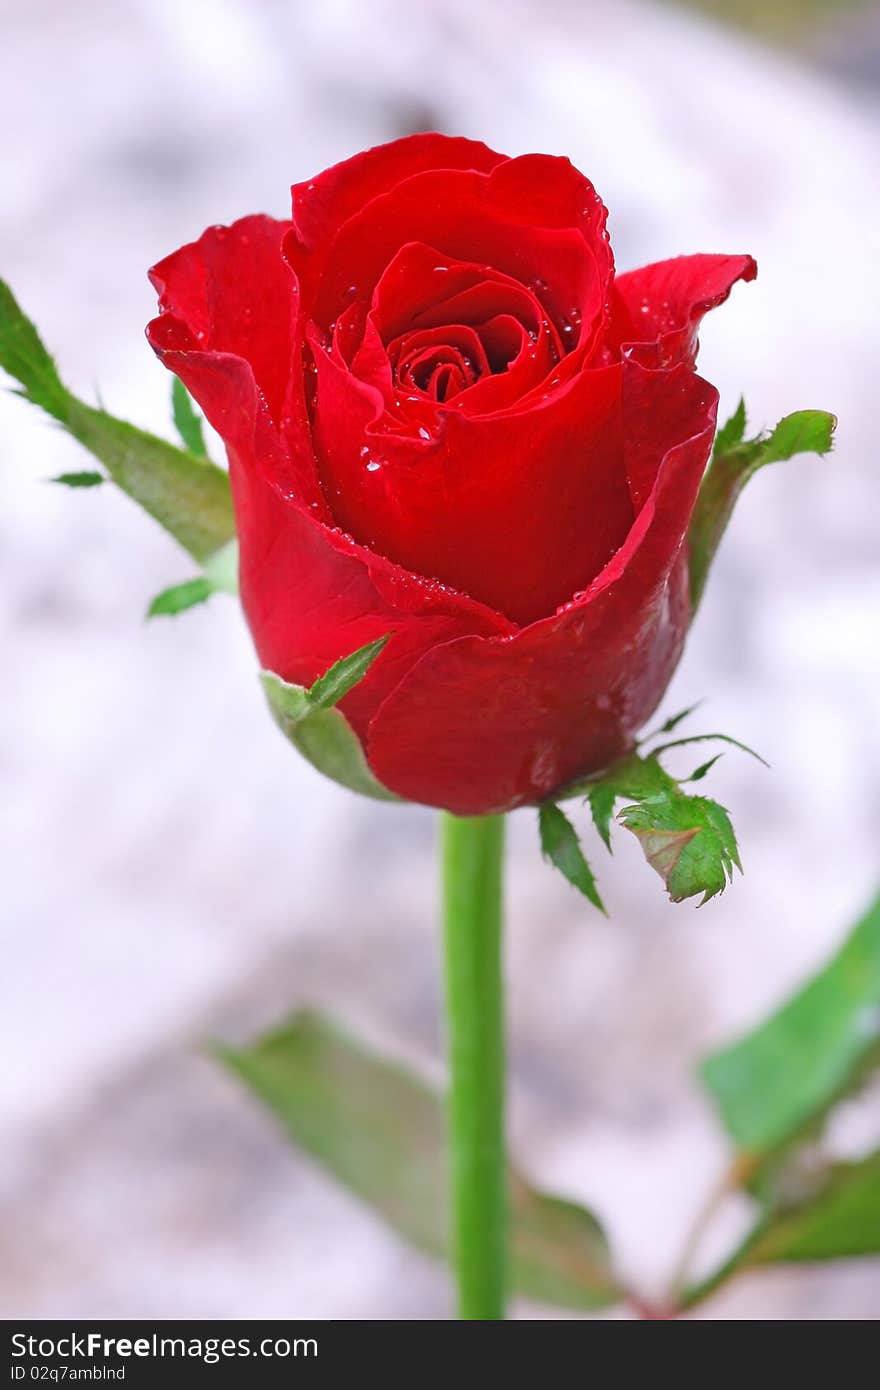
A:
0,276,235,563
688,403,836,614
171,376,208,458
261,635,398,801
219,1009,621,1313
538,802,606,913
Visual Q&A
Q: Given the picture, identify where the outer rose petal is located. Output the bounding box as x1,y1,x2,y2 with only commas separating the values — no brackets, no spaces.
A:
365,367,718,814
149,216,294,422
229,449,514,745
290,133,505,252
147,214,326,507
607,253,757,369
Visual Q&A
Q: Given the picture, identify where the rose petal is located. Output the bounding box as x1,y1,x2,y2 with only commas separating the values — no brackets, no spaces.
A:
607,253,757,369
147,214,327,508
365,367,718,813
149,215,294,421
286,155,613,362
290,134,505,253
312,336,634,624
229,444,514,742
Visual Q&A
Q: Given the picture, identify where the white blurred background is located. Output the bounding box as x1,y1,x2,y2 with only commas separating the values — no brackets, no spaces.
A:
1,0,879,1320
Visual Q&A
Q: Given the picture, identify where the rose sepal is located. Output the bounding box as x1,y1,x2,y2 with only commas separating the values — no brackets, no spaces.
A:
540,707,768,908
261,635,399,802
688,401,836,614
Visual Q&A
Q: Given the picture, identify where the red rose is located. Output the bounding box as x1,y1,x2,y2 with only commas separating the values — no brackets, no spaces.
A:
147,134,755,815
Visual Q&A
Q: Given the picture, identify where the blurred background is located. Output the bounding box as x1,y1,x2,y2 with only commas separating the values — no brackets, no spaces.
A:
2,0,879,1320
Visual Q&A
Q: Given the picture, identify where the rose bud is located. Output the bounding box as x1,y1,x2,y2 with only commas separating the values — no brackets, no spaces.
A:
147,134,755,816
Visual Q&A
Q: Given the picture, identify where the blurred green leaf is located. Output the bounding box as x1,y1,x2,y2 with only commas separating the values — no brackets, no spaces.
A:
171,377,207,458
688,405,835,613
701,891,880,1157
220,1010,620,1313
261,636,397,801
50,469,105,488
538,803,605,913
747,1151,880,1263
202,537,239,596
147,576,215,618
682,1150,880,1310
0,276,235,562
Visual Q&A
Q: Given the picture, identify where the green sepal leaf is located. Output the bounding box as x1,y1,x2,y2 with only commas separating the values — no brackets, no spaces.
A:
147,576,215,618
688,404,836,614
619,793,740,905
700,890,880,1158
648,700,706,739
50,470,105,488
587,784,617,851
219,1010,621,1313
686,753,724,782
261,635,397,801
539,803,606,913
202,538,239,596
712,396,746,456
307,633,390,711
583,745,744,905
648,732,768,768
171,377,207,458
0,277,235,562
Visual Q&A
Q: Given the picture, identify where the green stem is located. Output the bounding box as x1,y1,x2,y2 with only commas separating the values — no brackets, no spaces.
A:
440,811,507,1320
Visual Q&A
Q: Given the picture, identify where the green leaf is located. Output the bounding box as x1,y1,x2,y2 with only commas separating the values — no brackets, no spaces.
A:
648,700,706,738
538,803,605,913
307,633,391,711
688,405,836,614
649,732,768,768
686,753,724,782
586,783,617,852
147,576,215,618
584,748,742,906
681,1150,880,1310
712,397,746,456
261,636,397,801
171,377,207,458
202,538,239,596
619,793,740,905
50,469,105,488
219,1011,620,1313
0,276,235,562
747,1151,880,1264
700,891,880,1157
